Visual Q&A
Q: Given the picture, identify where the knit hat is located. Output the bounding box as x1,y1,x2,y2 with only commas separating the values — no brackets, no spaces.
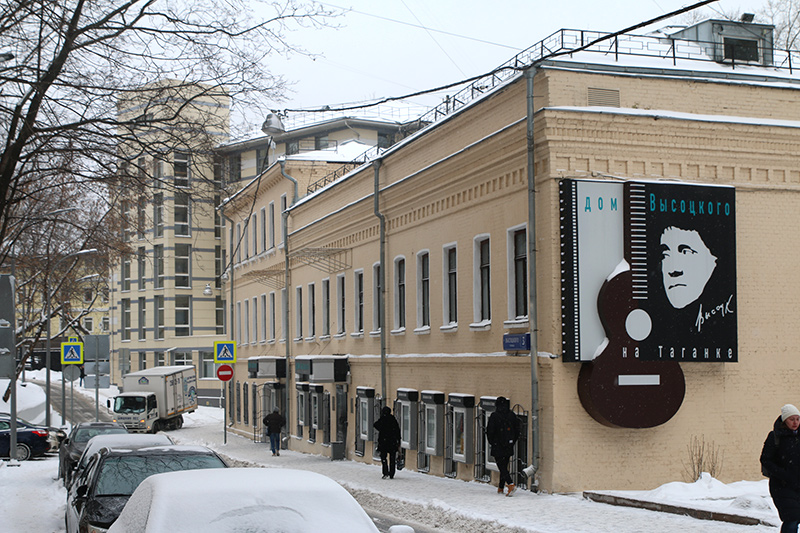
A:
781,404,800,421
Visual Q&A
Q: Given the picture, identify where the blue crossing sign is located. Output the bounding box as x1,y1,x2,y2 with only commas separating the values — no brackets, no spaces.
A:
61,341,84,364
214,341,236,363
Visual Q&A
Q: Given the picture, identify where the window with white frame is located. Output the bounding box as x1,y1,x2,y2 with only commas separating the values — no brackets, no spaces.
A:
154,157,163,188
354,270,364,333
154,245,164,289
281,288,288,341
122,255,131,291
83,288,93,303
260,294,267,342
443,245,457,326
174,191,190,237
214,195,223,239
311,393,319,429
154,351,164,366
251,214,258,256
137,199,146,240
243,299,250,344
268,202,275,249
252,297,258,343
417,251,430,329
235,223,241,263
101,317,109,332
137,247,146,290
372,264,381,332
259,207,266,253
138,297,146,340
279,194,287,246
359,397,371,440
394,257,405,330
200,351,214,378
83,317,93,333
154,295,164,339
243,220,249,259
138,352,146,370
474,236,491,323
215,246,222,289
174,151,190,188
174,244,191,288
295,286,303,340
216,296,225,335
175,295,191,337
121,299,131,341
322,279,330,337
153,193,164,238
269,292,276,341
174,351,192,366
297,389,308,427
336,274,345,335
307,283,315,338
509,226,528,319
236,301,242,343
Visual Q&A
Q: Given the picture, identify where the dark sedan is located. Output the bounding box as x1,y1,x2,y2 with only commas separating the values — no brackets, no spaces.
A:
65,445,227,533
0,415,52,460
58,422,127,486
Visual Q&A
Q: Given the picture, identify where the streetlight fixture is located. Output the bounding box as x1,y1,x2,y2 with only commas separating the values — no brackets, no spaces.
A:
203,283,213,296
44,248,97,427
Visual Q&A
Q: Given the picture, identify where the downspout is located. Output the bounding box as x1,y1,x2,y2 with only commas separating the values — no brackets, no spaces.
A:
526,66,541,490
279,160,298,434
373,159,386,401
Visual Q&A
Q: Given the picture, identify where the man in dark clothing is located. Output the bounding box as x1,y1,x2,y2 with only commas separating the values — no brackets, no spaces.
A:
373,406,401,479
761,404,800,533
487,396,520,496
263,408,286,456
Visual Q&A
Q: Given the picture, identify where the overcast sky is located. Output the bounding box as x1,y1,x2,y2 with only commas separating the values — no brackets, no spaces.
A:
252,0,768,126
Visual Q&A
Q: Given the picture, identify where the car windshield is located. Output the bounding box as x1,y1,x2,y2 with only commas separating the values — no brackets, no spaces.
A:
114,396,146,414
94,454,225,496
74,427,127,443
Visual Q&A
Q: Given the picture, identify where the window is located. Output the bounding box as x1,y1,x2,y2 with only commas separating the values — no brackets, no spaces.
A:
395,258,405,330
295,286,303,340
82,317,93,332
268,202,275,249
443,245,457,325
137,247,146,290
417,251,430,329
475,236,491,322
156,351,165,366
175,295,191,337
215,246,222,289
83,288,93,303
121,200,131,243
236,301,242,344
354,271,364,333
138,297,146,340
154,295,164,339
269,292,276,341
259,207,266,253
372,264,381,332
260,294,267,341
137,200,146,240
252,297,258,343
336,275,345,335
153,158,163,188
174,151,189,188
724,37,759,62
256,148,269,175
251,214,258,256
216,296,225,335
243,382,249,425
235,224,241,263
153,193,164,238
279,194,287,246
121,299,131,341
322,279,330,337
214,195,223,239
154,245,164,289
228,153,241,182
174,351,192,366
243,299,250,344
200,351,214,378
243,220,249,259
174,191,190,237
281,288,288,341
101,317,110,332
122,255,131,291
138,352,146,371
511,228,528,319
308,283,316,338
174,244,191,288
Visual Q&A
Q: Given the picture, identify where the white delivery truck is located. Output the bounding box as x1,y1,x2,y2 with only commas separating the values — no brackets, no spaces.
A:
109,366,198,433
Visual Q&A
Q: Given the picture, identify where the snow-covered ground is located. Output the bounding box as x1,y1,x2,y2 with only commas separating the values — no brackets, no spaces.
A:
0,371,784,532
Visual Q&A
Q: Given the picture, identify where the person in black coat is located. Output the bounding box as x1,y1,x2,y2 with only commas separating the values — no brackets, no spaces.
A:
487,396,520,496
373,406,401,479
263,408,286,456
761,404,800,533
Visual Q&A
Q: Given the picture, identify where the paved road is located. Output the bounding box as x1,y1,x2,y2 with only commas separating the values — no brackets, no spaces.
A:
32,379,113,425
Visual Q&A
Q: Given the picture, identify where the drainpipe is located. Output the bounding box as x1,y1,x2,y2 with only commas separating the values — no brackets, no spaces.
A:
373,159,386,401
279,160,298,434
526,66,541,490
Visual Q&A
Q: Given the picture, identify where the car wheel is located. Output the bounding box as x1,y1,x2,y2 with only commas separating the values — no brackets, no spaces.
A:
175,416,183,430
15,443,31,461
151,421,160,434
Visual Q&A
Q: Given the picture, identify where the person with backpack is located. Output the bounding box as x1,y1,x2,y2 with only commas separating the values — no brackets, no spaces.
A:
373,405,401,479
761,404,800,533
487,396,520,496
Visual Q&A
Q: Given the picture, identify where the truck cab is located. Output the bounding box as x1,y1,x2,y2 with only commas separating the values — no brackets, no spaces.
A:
111,392,160,433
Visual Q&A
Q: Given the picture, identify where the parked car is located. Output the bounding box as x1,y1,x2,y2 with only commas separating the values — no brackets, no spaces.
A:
0,412,67,452
58,422,128,486
109,468,415,533
68,433,174,489
65,445,227,533
0,414,53,461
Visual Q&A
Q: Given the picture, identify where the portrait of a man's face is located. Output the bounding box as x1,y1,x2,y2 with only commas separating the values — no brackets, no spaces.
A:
660,226,717,309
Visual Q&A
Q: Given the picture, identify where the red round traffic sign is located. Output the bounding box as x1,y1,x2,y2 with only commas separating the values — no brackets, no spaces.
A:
217,364,234,382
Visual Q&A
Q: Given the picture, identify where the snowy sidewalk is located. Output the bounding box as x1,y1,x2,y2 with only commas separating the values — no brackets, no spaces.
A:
172,408,781,533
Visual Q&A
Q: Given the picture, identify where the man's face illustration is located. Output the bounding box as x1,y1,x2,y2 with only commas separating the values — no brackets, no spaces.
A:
660,226,717,309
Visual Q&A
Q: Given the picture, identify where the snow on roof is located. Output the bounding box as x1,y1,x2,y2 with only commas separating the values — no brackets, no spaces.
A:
286,139,374,163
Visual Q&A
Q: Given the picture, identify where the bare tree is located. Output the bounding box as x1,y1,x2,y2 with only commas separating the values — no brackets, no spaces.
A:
760,0,800,49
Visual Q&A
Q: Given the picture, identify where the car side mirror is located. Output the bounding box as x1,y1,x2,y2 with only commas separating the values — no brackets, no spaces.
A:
106,399,111,408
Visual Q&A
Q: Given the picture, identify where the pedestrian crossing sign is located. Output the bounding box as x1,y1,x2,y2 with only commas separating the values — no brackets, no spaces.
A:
214,341,236,363
61,341,83,365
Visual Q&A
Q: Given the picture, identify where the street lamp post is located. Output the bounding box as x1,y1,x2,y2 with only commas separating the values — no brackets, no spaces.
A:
44,249,97,428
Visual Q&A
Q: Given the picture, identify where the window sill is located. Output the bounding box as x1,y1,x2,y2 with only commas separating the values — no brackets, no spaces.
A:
504,318,529,329
469,321,491,332
369,329,381,338
333,333,346,339
304,336,316,342
413,326,431,335
293,337,303,343
439,323,458,333
350,332,364,339
390,327,406,336
267,340,276,345
319,335,331,341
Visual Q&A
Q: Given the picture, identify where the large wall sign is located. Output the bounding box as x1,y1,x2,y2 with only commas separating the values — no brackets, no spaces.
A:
560,179,737,428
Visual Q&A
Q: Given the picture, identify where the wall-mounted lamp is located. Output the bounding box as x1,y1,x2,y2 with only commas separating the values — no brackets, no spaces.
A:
203,283,213,296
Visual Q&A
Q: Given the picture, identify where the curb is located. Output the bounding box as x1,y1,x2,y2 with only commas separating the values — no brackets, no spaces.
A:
583,491,775,527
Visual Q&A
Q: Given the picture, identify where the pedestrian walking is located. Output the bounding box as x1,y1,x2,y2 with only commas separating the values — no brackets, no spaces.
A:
487,396,520,496
263,408,286,456
79,364,85,387
373,405,401,479
761,404,800,533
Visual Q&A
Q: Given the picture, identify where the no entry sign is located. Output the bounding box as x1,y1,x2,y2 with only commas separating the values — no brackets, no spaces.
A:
216,364,233,382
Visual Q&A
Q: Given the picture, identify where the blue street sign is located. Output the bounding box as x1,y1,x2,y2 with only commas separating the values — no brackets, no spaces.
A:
61,341,83,364
503,333,531,352
214,341,236,363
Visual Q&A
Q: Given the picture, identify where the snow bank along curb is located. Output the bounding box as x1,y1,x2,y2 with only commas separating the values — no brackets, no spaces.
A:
583,492,775,527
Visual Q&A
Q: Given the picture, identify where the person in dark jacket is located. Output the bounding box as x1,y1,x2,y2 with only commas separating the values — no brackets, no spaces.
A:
263,408,286,456
761,404,800,533
487,396,520,496
373,406,401,479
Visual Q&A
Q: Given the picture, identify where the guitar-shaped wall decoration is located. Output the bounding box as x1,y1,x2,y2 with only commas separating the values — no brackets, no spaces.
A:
577,182,686,428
